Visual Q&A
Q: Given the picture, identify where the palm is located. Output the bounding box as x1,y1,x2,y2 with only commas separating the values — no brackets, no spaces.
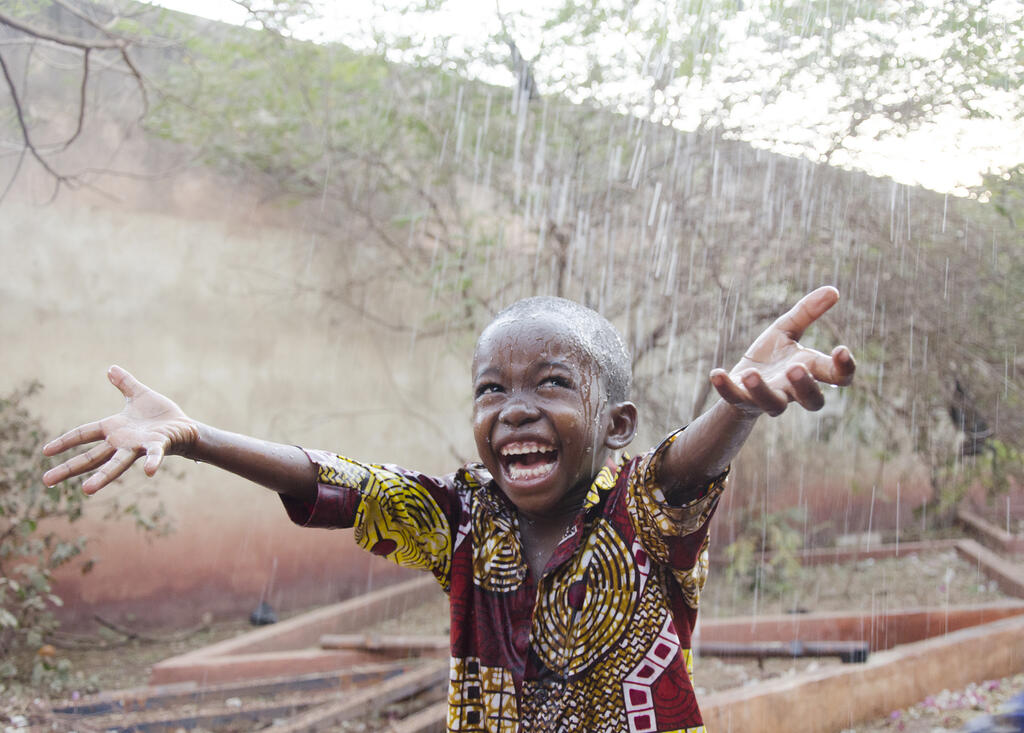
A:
730,332,812,388
103,390,192,452
42,366,198,494
710,287,855,416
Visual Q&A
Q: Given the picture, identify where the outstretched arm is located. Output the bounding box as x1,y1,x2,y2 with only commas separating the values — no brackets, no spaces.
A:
42,366,317,502
657,286,856,502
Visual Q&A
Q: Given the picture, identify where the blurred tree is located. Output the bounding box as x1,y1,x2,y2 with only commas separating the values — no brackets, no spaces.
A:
0,0,313,199
377,0,1024,169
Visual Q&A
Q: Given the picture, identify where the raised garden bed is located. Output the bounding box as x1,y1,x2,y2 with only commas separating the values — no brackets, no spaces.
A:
30,535,1024,732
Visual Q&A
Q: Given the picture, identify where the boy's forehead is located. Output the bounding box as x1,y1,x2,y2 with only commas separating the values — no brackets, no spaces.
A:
474,313,595,371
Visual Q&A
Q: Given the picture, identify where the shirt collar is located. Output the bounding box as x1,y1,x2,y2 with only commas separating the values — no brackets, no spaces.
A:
468,453,628,519
582,454,627,512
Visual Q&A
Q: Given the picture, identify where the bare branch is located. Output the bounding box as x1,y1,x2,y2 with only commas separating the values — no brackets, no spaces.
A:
0,49,73,193
118,45,149,119
54,47,89,152
0,10,125,51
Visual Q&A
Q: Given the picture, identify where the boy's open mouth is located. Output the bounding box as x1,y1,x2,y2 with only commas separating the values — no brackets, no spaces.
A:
499,441,558,481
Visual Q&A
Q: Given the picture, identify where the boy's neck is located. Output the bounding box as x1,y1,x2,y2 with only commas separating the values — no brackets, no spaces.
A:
514,483,589,579
517,508,577,580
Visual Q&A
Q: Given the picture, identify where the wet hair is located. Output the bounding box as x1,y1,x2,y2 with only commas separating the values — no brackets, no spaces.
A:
479,297,632,402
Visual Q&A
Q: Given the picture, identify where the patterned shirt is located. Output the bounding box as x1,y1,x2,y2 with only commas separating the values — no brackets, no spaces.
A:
281,429,727,733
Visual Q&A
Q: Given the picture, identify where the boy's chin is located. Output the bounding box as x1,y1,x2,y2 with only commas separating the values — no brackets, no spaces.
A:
499,479,586,520
497,478,556,512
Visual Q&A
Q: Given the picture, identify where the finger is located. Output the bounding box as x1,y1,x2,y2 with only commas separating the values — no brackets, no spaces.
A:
42,421,106,456
82,447,138,495
741,370,789,416
142,440,166,476
799,346,856,387
785,364,825,412
108,365,149,400
43,443,116,487
772,286,839,341
832,345,856,386
710,369,751,406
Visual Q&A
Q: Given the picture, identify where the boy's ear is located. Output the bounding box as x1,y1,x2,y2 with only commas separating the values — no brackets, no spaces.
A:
605,401,638,450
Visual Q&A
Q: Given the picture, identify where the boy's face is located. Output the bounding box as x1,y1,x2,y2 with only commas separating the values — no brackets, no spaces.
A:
472,314,635,519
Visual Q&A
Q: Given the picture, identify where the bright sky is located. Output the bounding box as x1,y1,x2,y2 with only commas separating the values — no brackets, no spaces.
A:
152,0,1023,197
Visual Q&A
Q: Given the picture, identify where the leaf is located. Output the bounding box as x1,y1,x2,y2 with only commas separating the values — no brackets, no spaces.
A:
0,609,18,629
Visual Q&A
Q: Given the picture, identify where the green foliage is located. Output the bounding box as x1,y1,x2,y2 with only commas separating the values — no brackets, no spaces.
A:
0,383,82,690
724,507,805,598
934,439,1024,519
375,0,1023,164
0,383,168,692
980,164,1024,230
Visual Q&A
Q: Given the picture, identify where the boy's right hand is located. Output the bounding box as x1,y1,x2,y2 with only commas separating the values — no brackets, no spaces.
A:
42,366,199,495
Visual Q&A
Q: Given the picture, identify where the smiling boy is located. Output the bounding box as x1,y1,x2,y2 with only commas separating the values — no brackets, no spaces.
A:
43,286,854,732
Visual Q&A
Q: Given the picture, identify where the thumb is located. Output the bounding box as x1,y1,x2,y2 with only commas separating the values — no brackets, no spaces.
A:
108,365,148,401
142,441,166,476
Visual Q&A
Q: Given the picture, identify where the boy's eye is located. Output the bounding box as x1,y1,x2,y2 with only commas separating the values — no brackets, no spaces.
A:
540,375,572,389
474,382,503,398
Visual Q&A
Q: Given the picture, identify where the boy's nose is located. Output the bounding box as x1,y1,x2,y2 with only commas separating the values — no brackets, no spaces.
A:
499,396,540,426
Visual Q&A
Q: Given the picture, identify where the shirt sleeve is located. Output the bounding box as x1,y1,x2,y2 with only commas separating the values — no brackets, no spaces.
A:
626,427,728,609
280,448,460,592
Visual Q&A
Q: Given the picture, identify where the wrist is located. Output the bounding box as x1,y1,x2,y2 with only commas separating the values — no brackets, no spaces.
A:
717,398,762,423
177,420,208,461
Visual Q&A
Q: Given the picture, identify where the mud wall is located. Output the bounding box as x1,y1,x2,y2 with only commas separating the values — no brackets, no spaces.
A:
2,157,476,629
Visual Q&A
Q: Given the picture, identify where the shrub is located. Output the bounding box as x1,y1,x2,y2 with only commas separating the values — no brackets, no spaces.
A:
0,382,167,693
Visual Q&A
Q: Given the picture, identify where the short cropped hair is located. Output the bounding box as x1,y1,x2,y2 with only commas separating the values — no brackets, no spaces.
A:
480,297,632,403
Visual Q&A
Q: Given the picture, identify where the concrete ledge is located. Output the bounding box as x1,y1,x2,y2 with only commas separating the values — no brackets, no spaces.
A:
958,507,1024,557
955,539,1024,597
699,601,1024,650
151,648,405,686
700,613,1024,733
150,577,439,684
59,662,411,715
792,539,960,566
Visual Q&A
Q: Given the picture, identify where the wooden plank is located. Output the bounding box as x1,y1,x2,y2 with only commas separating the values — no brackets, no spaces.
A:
697,640,870,663
53,661,411,716
388,700,448,733
320,633,449,653
270,660,448,732
152,576,438,665
56,695,329,732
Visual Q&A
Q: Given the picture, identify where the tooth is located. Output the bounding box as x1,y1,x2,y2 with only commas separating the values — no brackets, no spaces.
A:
507,458,557,480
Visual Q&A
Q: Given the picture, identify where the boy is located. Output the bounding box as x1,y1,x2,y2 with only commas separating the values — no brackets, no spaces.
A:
43,286,855,732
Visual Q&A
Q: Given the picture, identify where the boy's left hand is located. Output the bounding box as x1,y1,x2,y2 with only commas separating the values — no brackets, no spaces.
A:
710,286,855,417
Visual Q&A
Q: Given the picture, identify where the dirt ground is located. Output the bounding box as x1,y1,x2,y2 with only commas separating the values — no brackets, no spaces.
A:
843,673,1024,732
2,548,1021,731
700,548,1011,618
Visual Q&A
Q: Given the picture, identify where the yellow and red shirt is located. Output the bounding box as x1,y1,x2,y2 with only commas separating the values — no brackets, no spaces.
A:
282,430,726,733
